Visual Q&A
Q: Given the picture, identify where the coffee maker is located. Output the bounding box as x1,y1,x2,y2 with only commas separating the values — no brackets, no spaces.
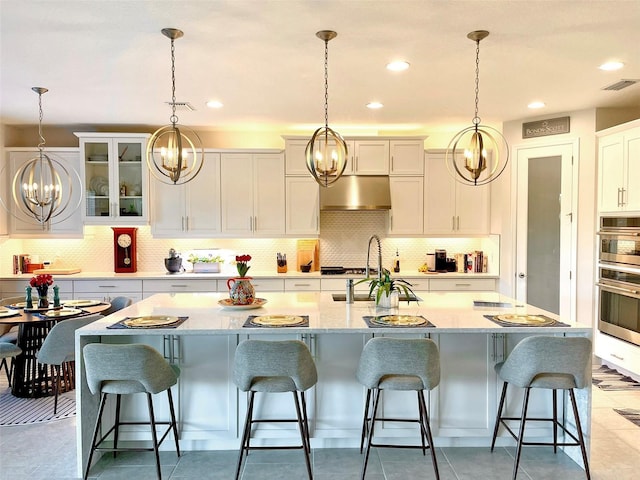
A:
435,249,447,271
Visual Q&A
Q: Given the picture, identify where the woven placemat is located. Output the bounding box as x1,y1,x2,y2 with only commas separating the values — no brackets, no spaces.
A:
107,316,188,329
363,315,435,328
484,314,569,327
243,315,309,328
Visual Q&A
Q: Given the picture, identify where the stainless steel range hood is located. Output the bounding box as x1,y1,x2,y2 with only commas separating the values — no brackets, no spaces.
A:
319,175,391,211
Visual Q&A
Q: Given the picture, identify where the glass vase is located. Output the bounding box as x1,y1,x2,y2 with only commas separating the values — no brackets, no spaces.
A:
36,286,49,308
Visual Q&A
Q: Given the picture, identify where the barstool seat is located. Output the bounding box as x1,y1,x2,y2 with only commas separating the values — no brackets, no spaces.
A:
490,335,592,480
356,336,440,480
82,343,180,480
233,339,318,480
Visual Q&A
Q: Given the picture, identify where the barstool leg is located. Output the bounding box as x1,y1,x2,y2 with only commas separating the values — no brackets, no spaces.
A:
491,382,508,451
513,387,531,480
418,389,440,480
552,389,558,453
167,388,181,457
84,393,108,480
417,390,427,455
235,391,256,480
361,388,381,480
300,391,311,454
569,389,591,480
359,389,372,454
113,394,122,458
293,391,313,479
146,393,162,480
52,365,60,414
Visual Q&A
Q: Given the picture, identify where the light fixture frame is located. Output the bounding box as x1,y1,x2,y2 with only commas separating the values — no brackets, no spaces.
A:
305,30,348,188
146,28,204,186
446,30,509,186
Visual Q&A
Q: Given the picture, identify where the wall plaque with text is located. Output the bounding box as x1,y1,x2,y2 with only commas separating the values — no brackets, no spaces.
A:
522,116,570,139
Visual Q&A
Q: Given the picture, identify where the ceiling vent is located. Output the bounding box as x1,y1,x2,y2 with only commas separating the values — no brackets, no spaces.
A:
601,79,639,91
165,101,196,111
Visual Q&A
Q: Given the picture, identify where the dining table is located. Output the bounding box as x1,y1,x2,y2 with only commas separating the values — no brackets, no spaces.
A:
0,299,111,398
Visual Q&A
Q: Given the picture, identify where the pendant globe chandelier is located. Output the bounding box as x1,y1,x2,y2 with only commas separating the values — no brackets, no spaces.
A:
146,28,204,185
0,87,81,226
305,30,348,188
446,30,509,186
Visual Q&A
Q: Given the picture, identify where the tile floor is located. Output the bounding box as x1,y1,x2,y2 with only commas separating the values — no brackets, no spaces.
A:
1,368,639,480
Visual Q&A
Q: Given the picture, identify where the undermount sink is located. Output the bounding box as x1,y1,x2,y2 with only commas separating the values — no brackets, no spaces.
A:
332,293,421,302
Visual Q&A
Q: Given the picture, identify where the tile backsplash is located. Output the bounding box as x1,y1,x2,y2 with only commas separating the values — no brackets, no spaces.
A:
0,212,497,275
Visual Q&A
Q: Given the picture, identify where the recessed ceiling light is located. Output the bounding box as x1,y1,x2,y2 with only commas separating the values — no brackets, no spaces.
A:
206,100,223,108
599,61,624,71
528,101,546,109
386,61,410,72
366,102,384,109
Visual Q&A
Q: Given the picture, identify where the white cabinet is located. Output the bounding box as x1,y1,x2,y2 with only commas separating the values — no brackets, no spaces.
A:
5,149,83,236
429,278,496,292
76,133,150,224
424,151,490,235
390,140,424,175
597,123,640,213
220,152,285,236
73,279,143,303
348,139,389,175
142,279,217,298
284,278,321,291
283,138,310,175
150,153,221,237
389,176,424,235
285,176,319,235
595,330,640,375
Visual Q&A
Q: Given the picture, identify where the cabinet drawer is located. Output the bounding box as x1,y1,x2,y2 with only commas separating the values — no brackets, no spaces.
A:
320,278,370,292
1,279,73,295
222,278,283,292
143,279,217,293
429,278,495,291
74,279,143,294
284,278,321,291
595,331,640,375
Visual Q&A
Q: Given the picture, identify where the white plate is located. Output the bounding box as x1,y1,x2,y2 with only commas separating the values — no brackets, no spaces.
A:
123,315,180,328
218,298,267,309
43,308,82,318
62,299,102,308
250,315,305,327
0,308,20,318
8,302,27,309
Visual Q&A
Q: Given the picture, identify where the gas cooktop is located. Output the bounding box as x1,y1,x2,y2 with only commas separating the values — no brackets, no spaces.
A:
320,266,378,276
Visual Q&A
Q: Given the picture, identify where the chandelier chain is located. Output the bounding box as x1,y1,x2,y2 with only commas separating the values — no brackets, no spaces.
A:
324,38,329,129
37,92,45,151
170,37,178,125
473,39,481,125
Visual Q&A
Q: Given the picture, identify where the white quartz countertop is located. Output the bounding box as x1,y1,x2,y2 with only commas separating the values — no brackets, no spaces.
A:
78,291,591,336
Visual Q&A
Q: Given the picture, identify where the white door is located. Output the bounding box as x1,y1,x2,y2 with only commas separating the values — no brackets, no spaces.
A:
515,141,577,320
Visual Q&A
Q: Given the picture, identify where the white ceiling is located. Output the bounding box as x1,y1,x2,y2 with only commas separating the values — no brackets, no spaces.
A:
1,0,639,135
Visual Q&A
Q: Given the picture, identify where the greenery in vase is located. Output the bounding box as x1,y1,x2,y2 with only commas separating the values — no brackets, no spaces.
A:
356,268,417,305
187,254,224,264
235,254,252,277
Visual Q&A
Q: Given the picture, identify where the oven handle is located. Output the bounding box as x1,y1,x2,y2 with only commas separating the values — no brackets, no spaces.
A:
598,230,640,237
597,282,640,298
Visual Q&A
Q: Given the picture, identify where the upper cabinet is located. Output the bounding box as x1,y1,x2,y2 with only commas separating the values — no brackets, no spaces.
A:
75,133,150,224
389,140,425,175
220,152,285,237
597,122,640,213
389,176,424,235
424,150,490,235
285,176,319,235
4,149,83,237
151,153,221,237
347,139,389,175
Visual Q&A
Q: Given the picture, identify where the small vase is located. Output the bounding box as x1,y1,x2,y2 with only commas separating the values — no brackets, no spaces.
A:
376,290,399,309
36,286,49,308
226,277,255,305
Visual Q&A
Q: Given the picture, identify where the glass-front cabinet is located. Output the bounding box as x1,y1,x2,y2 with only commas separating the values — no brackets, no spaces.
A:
75,133,150,224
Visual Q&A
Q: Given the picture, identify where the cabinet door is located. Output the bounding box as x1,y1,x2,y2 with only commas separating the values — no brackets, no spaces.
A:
353,140,389,174
220,153,254,235
624,129,640,210
390,140,424,175
186,153,222,236
286,177,319,235
150,179,187,236
253,153,285,235
284,138,310,175
389,177,424,234
7,150,83,236
455,181,490,234
424,153,456,234
598,133,625,212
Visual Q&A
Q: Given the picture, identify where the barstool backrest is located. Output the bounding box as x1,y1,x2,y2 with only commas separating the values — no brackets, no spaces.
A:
233,339,317,392
498,336,592,389
356,337,440,390
37,314,102,365
83,343,179,395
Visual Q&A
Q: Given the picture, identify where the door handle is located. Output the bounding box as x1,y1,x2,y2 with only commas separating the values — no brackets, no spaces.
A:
518,272,526,278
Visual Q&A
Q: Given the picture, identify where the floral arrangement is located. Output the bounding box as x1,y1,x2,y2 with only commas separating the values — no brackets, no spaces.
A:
30,274,54,290
235,254,252,277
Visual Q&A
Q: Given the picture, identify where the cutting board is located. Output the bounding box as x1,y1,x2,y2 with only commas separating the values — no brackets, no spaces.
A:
33,268,81,275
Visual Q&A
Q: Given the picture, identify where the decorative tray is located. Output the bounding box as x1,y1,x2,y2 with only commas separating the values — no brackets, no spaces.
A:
24,305,64,313
218,298,267,310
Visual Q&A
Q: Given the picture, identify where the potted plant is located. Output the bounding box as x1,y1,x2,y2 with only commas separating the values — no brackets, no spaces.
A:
188,253,225,273
356,268,417,308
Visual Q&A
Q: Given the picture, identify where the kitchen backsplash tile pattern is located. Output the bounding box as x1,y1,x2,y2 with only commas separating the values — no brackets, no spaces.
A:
0,212,496,275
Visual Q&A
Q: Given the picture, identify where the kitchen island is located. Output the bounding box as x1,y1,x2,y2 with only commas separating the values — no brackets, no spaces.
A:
75,291,591,475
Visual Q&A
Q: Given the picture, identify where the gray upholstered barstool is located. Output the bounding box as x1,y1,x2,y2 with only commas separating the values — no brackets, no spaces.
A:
83,343,180,480
490,335,592,480
356,337,440,480
233,339,318,480
0,342,22,383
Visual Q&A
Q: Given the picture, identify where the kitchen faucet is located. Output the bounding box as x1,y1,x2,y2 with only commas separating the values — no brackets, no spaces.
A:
365,234,382,281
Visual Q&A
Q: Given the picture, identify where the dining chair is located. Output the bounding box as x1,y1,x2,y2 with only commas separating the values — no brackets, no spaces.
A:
100,296,133,316
490,335,592,480
356,336,441,480
36,314,103,414
0,296,25,343
0,342,22,383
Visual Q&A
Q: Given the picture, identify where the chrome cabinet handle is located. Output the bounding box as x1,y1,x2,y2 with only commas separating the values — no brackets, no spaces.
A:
181,216,185,231
621,187,627,206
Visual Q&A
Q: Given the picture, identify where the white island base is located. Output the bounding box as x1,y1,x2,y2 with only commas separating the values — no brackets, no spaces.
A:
75,292,592,476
